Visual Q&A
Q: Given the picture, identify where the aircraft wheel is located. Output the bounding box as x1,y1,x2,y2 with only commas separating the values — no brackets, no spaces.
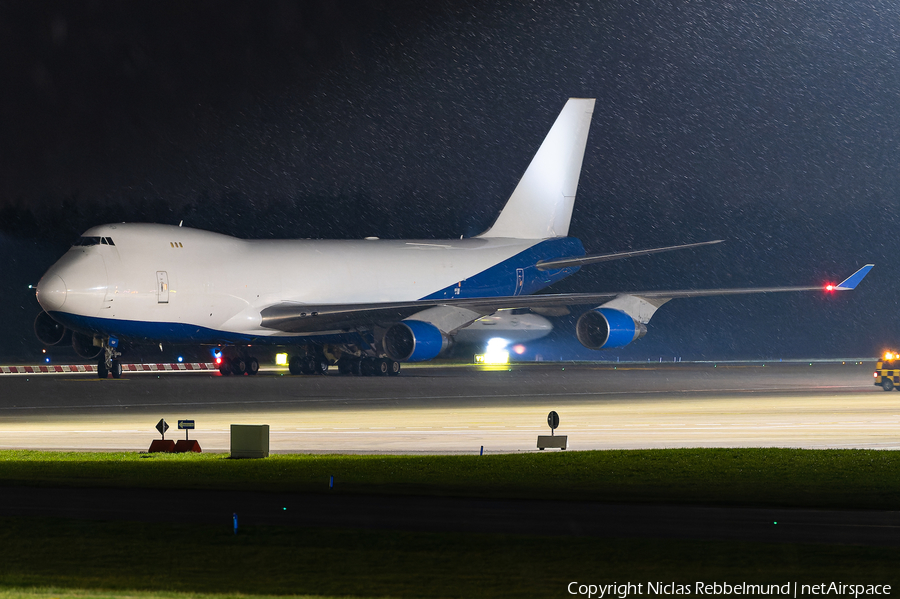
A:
111,360,122,379
388,360,401,376
299,356,316,375
314,356,329,375
360,358,375,376
288,356,303,375
246,357,259,376
350,359,363,376
231,357,247,376
337,358,353,375
97,358,108,379
374,358,390,376
219,358,232,375
884,378,894,392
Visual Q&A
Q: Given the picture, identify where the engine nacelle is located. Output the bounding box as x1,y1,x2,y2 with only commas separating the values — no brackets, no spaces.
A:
383,320,451,362
72,331,103,359
34,311,68,346
576,308,647,350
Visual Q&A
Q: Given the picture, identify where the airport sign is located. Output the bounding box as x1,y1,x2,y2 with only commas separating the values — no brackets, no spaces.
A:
547,411,560,430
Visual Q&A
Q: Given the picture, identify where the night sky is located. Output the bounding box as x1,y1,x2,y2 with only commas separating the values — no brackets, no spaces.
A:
2,0,898,362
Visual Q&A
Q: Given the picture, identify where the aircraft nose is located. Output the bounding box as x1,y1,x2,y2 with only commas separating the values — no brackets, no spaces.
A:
36,274,67,312
37,251,108,317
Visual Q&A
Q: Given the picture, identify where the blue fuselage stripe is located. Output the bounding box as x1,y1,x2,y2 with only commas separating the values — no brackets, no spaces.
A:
421,237,584,300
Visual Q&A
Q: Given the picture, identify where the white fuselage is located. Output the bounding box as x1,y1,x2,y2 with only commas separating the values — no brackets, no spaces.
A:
36,223,544,341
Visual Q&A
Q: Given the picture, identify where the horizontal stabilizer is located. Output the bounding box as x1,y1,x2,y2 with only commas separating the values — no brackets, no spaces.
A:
835,264,874,290
536,240,723,271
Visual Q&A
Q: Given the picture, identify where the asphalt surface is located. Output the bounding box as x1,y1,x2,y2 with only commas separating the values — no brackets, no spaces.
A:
3,361,900,546
0,361,895,452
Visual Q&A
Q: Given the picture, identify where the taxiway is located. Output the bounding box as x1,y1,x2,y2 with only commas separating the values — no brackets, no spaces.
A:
0,361,893,453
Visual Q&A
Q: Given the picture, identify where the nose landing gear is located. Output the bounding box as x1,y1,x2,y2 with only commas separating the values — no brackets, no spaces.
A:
97,338,123,379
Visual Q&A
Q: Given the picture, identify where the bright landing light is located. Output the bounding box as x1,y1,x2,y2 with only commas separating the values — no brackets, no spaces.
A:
476,338,510,365
275,352,288,366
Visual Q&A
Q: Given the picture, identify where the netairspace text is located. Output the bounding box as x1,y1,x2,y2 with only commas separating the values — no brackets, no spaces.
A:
567,582,892,598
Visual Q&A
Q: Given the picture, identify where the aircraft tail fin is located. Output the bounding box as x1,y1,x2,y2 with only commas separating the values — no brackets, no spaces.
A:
478,98,595,239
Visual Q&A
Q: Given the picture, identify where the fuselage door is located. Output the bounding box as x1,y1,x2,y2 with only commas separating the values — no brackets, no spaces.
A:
157,271,169,304
514,268,525,296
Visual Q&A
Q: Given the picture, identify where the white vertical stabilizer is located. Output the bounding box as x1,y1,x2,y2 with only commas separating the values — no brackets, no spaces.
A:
478,98,595,239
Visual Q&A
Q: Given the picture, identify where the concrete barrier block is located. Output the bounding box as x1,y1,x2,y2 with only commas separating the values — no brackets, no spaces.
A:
231,424,270,458
537,435,567,450
148,439,176,453
173,439,202,453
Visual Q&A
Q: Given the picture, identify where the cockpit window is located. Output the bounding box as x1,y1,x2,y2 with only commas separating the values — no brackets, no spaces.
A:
74,236,102,246
73,236,115,247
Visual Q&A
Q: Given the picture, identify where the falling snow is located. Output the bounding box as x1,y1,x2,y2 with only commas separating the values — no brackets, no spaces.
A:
1,0,898,360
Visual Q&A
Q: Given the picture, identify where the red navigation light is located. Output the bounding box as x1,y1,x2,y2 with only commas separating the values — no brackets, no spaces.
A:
825,283,835,292
215,357,222,365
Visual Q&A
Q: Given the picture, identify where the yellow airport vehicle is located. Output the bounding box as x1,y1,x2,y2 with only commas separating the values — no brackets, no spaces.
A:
874,351,900,391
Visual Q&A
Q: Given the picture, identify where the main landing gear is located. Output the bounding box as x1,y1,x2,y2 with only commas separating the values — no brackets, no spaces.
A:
288,353,329,375
215,346,402,377
283,353,400,376
218,353,260,376
335,356,400,377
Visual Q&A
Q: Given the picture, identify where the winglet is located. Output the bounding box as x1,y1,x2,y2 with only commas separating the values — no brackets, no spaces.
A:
836,264,874,290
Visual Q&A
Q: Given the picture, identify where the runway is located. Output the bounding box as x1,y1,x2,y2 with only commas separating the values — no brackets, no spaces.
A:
1,361,894,453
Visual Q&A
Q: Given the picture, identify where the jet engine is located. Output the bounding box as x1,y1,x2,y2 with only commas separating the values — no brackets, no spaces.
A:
575,307,647,350
383,320,452,362
34,311,68,346
71,331,103,359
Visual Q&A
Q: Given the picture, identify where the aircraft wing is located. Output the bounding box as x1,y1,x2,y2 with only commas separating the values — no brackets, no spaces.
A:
535,239,723,270
259,264,873,333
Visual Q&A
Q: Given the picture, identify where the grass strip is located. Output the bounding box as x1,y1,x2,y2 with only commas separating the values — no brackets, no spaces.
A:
2,448,900,510
0,590,337,599
1,517,898,598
